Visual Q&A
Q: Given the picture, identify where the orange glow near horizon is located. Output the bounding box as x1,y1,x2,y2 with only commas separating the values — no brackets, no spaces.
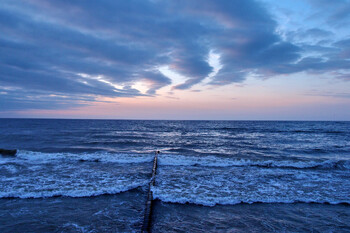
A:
15,72,350,120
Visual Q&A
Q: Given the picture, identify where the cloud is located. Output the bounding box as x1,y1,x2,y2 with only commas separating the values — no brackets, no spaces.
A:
141,71,172,95
307,0,350,27
303,28,334,38
0,0,349,111
0,88,94,111
287,28,334,43
305,89,350,99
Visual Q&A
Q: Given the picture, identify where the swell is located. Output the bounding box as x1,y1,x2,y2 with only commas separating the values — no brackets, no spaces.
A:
81,140,148,146
0,181,148,199
90,135,149,140
3,151,349,170
1,150,154,164
153,196,350,207
214,127,347,135
158,154,350,170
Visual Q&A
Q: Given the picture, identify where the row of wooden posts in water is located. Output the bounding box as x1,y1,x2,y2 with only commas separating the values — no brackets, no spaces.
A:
141,150,159,233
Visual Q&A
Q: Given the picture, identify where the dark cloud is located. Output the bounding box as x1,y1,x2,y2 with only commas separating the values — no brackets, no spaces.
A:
0,0,349,111
141,72,172,95
0,88,95,111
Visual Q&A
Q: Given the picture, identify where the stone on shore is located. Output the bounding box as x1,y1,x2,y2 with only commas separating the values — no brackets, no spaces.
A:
0,149,17,156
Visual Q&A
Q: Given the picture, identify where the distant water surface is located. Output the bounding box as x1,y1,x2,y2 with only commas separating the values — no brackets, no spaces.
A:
0,119,349,232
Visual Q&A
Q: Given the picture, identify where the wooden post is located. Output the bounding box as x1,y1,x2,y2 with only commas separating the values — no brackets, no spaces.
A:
141,151,159,232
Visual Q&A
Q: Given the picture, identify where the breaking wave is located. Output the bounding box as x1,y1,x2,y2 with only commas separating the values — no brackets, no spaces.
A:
158,154,350,170
0,181,148,199
152,193,350,207
2,150,154,164
0,150,152,199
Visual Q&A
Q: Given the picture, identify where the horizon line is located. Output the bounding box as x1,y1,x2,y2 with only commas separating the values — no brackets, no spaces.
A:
0,117,349,122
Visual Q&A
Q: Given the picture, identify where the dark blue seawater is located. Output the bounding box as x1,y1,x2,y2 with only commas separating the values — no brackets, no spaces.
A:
0,119,350,232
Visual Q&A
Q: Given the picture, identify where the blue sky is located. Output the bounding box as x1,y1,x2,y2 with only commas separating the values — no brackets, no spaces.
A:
0,0,350,120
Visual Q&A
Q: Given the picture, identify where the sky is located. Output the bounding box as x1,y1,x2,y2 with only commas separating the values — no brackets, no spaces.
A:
1,0,350,120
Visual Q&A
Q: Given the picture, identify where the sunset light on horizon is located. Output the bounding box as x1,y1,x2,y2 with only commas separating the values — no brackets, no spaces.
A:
1,0,350,120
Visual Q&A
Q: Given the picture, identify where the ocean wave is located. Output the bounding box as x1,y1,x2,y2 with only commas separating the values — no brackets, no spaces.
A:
152,161,350,207
0,181,148,199
165,148,197,153
158,154,350,170
292,130,345,134
4,150,154,164
81,140,148,146
152,193,350,207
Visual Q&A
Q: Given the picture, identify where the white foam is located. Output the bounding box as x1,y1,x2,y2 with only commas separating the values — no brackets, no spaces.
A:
62,223,91,233
152,165,350,207
158,154,350,170
0,180,148,199
0,151,151,199
152,191,350,207
1,164,18,174
13,150,154,164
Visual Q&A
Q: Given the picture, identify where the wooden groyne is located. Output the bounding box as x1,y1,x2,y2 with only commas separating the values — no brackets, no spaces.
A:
141,151,159,233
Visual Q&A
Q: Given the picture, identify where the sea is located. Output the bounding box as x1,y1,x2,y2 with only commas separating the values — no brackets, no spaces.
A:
0,119,349,232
